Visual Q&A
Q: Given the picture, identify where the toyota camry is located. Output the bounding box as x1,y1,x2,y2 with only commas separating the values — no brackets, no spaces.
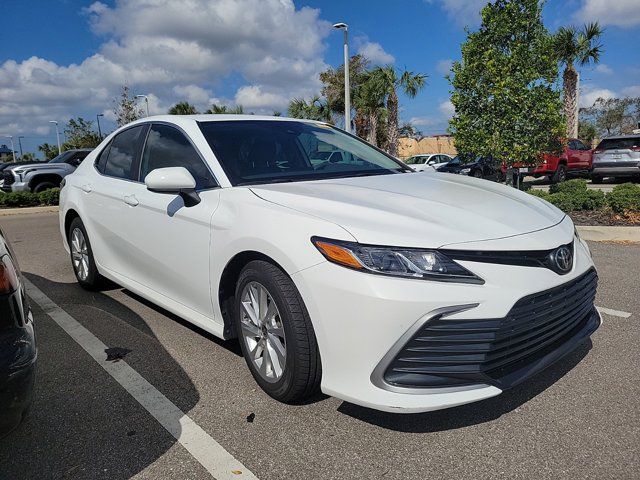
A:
58,115,600,413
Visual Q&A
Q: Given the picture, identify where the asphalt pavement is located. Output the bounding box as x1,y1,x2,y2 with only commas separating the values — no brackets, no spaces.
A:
0,212,638,480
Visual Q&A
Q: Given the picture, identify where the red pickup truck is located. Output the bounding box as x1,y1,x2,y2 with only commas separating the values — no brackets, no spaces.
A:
502,138,593,183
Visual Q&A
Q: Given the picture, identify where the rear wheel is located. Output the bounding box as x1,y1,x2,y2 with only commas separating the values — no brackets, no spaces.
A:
552,164,567,183
591,175,603,184
68,218,104,290
472,170,483,178
235,260,321,403
33,181,57,193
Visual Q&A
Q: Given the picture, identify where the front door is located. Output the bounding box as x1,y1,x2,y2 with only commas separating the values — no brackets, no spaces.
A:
121,123,220,320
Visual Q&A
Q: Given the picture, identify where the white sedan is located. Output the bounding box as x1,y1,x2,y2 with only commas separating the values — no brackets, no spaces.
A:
59,115,600,413
404,153,452,171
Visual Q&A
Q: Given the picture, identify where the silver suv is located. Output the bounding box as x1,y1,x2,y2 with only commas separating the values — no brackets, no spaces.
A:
591,134,640,183
1,149,91,193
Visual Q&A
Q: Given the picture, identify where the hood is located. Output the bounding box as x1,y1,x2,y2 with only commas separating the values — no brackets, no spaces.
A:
250,171,564,248
9,163,65,173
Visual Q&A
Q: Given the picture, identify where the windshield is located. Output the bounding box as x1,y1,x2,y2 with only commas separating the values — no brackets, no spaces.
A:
405,156,427,165
596,136,640,151
48,151,73,163
198,120,409,185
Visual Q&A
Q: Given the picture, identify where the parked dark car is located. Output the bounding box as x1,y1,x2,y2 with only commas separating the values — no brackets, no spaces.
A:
0,226,36,437
437,154,503,181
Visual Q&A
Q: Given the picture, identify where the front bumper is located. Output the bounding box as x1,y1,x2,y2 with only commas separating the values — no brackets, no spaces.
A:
293,223,598,413
0,181,29,193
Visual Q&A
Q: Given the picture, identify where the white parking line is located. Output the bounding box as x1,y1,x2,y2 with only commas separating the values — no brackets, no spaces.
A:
597,306,632,319
24,279,258,480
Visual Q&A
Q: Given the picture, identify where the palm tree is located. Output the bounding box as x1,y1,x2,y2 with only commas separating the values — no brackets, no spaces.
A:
352,72,387,145
287,97,332,123
555,22,603,138
370,66,427,156
168,102,198,115
205,104,244,114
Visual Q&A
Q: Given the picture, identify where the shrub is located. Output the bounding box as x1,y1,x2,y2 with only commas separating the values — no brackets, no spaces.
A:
0,191,40,207
546,192,574,212
37,188,60,205
527,189,550,200
580,189,606,210
548,178,588,195
607,183,640,214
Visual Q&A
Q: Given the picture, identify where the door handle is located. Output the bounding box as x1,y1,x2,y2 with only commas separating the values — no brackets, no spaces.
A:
81,184,92,193
123,194,139,207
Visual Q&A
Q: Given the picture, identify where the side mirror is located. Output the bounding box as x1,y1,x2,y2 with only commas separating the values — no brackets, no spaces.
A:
145,167,200,207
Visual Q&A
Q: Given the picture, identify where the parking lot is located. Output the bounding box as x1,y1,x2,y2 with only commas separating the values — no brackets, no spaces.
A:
0,211,638,480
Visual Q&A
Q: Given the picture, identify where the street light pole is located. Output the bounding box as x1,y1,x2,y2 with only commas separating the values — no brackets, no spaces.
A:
96,113,104,138
18,136,24,157
135,95,150,117
333,23,351,133
49,120,61,155
4,136,16,162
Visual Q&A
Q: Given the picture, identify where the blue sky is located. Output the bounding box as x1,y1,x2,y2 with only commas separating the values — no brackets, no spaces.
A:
1,0,639,157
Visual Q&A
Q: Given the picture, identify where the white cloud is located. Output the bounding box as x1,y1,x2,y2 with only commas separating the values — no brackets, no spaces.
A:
579,87,616,108
409,116,439,127
355,38,395,65
621,85,640,97
595,64,613,75
574,0,640,28
0,0,331,136
425,0,487,27
439,100,455,118
436,59,453,76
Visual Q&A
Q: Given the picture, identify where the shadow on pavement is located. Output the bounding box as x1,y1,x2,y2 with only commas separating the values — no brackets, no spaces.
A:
0,273,203,479
338,340,591,432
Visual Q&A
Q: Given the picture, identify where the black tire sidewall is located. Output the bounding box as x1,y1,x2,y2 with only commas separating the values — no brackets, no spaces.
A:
68,218,101,289
234,261,308,401
33,182,56,193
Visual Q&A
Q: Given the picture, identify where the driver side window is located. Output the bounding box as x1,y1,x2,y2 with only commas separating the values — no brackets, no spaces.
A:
140,124,218,190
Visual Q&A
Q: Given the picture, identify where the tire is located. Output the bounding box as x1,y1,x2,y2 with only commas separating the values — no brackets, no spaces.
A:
551,164,567,183
67,217,104,290
235,260,321,403
472,170,483,178
591,176,603,184
33,181,57,193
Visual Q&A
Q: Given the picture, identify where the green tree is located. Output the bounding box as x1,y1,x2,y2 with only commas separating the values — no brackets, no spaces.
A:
168,102,198,115
204,104,244,114
63,117,102,149
38,143,59,161
580,96,639,137
554,22,603,138
578,121,597,146
369,66,427,156
19,152,37,162
352,71,387,145
287,97,333,123
113,85,144,127
449,0,564,168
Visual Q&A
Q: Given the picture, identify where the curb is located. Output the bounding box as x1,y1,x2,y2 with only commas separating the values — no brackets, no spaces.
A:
576,225,640,243
0,206,59,217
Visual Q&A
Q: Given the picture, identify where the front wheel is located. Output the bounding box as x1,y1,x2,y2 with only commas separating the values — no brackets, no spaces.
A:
235,260,321,403
472,170,483,178
68,218,104,290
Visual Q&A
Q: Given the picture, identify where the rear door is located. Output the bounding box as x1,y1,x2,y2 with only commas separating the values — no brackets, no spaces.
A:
573,140,591,170
81,124,149,276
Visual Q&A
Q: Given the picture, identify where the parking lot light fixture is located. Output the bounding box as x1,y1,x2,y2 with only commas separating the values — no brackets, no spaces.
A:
18,136,24,157
49,121,61,155
96,113,104,138
333,22,351,133
135,95,150,117
4,135,16,162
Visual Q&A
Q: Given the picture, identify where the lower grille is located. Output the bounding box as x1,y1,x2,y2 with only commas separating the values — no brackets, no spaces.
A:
384,269,599,389
2,171,15,186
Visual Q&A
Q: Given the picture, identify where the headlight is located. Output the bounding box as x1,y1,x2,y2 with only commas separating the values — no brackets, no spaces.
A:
460,168,471,175
311,237,483,284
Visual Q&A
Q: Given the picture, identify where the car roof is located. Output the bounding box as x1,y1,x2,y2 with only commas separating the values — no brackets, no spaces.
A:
127,114,323,126
601,134,640,139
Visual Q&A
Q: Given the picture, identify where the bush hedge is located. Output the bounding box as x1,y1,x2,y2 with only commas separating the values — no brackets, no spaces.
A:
529,179,606,212
0,188,60,208
607,183,640,214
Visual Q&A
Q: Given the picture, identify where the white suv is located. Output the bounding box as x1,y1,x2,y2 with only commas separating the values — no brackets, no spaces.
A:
59,115,600,413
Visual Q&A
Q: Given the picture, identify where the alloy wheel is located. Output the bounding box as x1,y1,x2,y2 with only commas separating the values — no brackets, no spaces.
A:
240,281,287,383
71,228,90,281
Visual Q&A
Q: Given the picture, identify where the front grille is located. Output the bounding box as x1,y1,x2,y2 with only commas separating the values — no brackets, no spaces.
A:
384,269,598,389
2,171,15,186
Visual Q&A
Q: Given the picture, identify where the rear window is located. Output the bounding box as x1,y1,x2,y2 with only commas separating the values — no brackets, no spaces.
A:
596,137,640,151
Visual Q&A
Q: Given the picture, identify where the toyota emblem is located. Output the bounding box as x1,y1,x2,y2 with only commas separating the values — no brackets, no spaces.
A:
553,246,573,273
